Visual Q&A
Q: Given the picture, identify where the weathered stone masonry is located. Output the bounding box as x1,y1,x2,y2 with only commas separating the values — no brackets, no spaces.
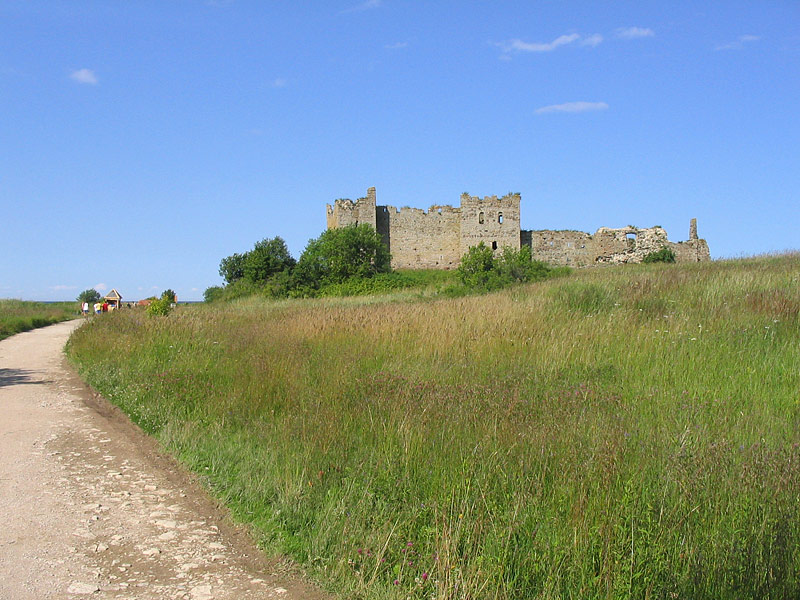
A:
327,187,710,269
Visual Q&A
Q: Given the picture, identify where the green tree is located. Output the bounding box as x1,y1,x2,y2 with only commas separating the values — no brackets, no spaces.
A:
243,237,296,284
219,252,247,285
77,289,101,304
161,289,177,302
293,224,391,291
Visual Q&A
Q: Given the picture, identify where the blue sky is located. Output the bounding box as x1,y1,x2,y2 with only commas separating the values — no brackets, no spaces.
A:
1,1,798,301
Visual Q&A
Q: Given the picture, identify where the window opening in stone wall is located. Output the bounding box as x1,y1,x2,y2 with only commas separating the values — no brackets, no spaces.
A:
626,232,636,249
498,212,503,224
492,241,498,250
479,212,485,224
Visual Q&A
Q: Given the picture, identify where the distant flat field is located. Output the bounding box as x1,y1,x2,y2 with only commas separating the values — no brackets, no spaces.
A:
0,300,78,341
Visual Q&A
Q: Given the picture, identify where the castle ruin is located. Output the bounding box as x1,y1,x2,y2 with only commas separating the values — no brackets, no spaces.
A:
326,187,710,269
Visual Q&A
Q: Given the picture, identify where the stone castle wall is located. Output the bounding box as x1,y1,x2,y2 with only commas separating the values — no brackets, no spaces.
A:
458,193,521,256
327,188,711,269
378,205,462,269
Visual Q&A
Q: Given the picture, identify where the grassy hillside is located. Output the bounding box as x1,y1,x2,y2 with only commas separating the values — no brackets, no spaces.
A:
66,255,800,599
0,299,77,340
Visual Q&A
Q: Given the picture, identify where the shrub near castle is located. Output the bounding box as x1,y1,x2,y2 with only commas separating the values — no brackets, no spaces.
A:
458,243,554,290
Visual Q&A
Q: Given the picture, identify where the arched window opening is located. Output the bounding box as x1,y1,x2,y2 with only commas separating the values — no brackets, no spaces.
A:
498,212,504,224
479,212,485,224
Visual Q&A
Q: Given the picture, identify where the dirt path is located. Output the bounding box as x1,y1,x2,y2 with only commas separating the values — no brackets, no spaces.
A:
0,320,327,600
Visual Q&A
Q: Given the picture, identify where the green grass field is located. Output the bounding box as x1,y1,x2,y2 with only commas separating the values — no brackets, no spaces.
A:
66,255,800,599
0,299,78,340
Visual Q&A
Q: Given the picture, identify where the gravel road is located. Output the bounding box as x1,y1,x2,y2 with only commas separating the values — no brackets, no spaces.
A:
0,320,326,600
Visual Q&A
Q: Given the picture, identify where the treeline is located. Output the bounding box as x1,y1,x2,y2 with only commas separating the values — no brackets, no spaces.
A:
205,224,564,302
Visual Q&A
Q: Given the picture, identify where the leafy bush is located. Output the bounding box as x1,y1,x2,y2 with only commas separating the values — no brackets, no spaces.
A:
146,297,173,316
220,278,262,301
497,245,552,283
457,242,498,288
315,272,417,297
458,243,554,291
203,286,225,302
642,247,676,264
260,270,294,299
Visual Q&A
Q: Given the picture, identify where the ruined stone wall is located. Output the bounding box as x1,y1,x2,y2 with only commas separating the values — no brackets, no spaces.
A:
326,187,711,269
526,230,596,267
459,193,521,256
380,205,461,269
668,239,711,263
525,225,710,265
326,187,377,230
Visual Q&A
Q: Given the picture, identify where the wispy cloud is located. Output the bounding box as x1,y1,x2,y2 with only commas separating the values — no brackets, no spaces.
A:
341,0,382,13
535,101,609,115
581,34,604,47
715,34,760,51
70,68,98,85
50,284,77,291
385,41,408,50
271,78,287,88
497,32,608,56
616,27,655,39
499,33,580,54
94,283,108,292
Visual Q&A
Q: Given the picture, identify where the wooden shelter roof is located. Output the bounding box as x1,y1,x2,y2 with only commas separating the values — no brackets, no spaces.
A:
104,289,122,301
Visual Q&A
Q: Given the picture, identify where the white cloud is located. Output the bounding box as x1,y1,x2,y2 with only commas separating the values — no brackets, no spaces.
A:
51,284,77,291
501,33,580,53
715,34,760,51
581,34,604,47
94,283,108,292
535,101,609,114
70,68,98,85
385,41,408,50
271,78,287,88
616,27,655,39
341,0,382,13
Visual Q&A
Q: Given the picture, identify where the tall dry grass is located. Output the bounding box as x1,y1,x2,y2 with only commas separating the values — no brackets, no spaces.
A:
67,254,800,599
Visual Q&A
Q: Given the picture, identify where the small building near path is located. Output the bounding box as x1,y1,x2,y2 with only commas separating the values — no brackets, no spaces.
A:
103,289,123,310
